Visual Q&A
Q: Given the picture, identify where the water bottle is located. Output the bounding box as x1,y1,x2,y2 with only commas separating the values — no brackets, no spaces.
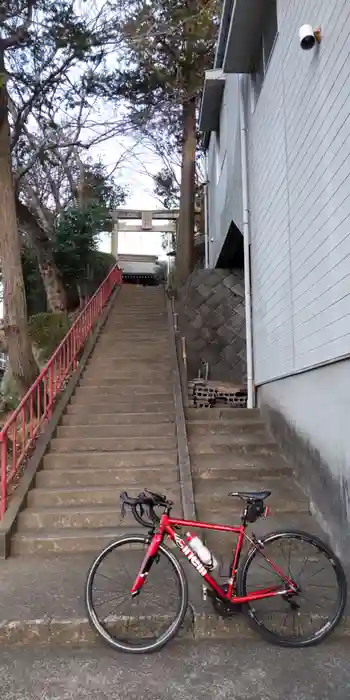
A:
186,532,218,571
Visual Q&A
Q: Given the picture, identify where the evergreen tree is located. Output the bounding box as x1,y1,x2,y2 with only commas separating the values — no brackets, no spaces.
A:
97,0,219,284
0,0,123,393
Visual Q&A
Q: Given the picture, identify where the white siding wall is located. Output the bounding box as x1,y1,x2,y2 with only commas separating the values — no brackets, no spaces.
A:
248,0,350,383
207,75,243,267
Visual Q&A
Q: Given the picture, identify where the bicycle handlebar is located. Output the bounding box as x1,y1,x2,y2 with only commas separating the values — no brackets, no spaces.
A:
120,490,173,528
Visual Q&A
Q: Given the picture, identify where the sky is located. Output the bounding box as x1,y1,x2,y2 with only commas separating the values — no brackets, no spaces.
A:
89,127,171,259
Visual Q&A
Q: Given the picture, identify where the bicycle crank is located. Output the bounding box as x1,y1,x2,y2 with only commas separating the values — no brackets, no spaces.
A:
207,585,242,617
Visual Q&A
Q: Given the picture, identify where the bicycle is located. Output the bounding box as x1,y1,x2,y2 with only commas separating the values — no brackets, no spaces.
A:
85,488,347,654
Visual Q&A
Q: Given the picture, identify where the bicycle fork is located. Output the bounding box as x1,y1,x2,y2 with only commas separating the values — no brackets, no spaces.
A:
130,534,163,596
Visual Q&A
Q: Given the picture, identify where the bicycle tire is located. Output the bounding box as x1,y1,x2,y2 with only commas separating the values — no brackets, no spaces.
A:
237,529,347,648
85,533,188,654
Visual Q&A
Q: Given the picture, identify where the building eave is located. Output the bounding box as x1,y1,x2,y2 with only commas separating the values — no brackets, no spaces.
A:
198,69,226,135
223,0,268,73
214,0,234,69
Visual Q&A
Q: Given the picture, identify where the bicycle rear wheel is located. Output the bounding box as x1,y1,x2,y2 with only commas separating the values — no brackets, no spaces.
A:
237,530,347,647
85,534,188,654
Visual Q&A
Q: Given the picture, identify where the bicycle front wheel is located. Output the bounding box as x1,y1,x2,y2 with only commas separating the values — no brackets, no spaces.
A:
85,534,188,654
237,530,347,647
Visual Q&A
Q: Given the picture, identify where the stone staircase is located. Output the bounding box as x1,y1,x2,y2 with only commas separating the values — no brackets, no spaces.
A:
187,406,324,561
12,286,182,555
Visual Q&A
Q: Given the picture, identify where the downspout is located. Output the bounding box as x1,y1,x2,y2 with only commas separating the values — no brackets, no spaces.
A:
239,75,255,409
203,150,210,268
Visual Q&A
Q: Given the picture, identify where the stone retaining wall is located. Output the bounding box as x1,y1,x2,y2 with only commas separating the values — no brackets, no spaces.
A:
177,268,246,383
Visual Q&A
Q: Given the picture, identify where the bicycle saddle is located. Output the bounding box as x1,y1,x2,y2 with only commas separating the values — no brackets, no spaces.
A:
229,490,271,502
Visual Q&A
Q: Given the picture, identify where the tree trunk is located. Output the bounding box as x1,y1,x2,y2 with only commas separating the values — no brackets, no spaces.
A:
16,199,67,312
176,97,197,287
0,54,39,396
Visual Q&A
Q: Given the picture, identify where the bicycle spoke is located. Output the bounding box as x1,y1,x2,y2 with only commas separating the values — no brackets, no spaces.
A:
240,532,345,646
86,535,187,652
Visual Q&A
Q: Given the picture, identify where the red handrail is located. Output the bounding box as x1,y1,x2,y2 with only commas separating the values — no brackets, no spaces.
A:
0,263,122,518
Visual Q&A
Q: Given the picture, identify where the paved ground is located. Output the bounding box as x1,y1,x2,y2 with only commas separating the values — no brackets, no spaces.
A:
0,553,348,646
1,640,350,699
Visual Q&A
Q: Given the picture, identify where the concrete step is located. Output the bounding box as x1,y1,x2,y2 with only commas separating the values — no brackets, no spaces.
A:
75,383,171,395
96,340,169,348
189,437,279,455
195,498,310,523
11,527,148,555
61,412,175,426
99,316,167,322
111,305,166,310
43,450,178,470
84,364,171,376
17,503,181,531
105,320,168,326
96,337,169,343
107,322,167,327
103,327,168,333
190,430,271,445
50,435,176,453
186,408,260,421
27,485,179,508
101,321,167,326
57,423,176,439
36,465,178,488
70,393,173,407
111,303,166,307
192,459,291,481
187,421,265,436
191,453,289,470
66,401,175,415
92,355,172,363
201,514,328,558
99,338,168,344
195,511,322,536
95,350,170,357
103,323,167,328
95,339,170,348
86,366,172,377
194,479,309,512
87,359,171,370
104,317,166,321
15,512,317,557
80,373,172,385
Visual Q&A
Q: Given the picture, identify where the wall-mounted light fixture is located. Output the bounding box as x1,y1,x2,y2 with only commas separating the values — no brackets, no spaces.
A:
299,25,322,50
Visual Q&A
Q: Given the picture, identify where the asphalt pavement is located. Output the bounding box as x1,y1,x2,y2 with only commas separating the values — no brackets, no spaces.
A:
1,639,350,700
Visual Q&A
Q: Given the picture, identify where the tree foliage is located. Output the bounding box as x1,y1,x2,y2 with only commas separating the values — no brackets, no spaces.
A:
106,0,219,115
3,0,124,152
154,166,180,209
0,0,128,322
53,165,126,300
97,0,219,283
54,202,106,287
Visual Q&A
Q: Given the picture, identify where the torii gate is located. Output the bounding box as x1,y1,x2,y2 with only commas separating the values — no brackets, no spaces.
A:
110,209,178,259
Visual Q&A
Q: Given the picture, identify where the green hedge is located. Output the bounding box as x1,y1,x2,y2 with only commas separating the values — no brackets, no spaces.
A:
29,312,71,363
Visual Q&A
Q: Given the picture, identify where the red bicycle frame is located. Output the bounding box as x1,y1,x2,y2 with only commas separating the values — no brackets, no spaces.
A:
131,514,297,603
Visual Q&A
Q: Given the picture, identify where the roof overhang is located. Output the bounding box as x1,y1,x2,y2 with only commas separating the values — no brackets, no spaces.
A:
223,0,269,73
214,0,235,69
198,69,226,133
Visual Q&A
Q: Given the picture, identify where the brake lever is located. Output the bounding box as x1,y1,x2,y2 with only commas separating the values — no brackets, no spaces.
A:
120,501,126,523
120,498,145,524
